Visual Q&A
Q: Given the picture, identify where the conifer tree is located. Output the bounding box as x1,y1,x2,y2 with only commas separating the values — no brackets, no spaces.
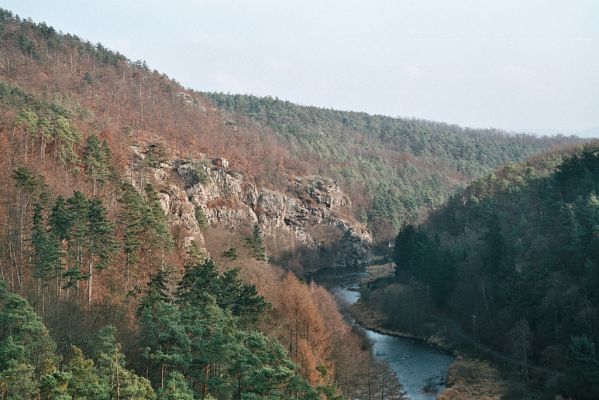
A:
246,224,267,261
139,275,190,389
83,134,111,195
49,196,71,298
31,203,59,313
64,192,89,296
143,184,173,270
92,326,156,400
0,280,59,381
157,372,194,400
64,347,109,399
118,183,146,290
85,197,118,306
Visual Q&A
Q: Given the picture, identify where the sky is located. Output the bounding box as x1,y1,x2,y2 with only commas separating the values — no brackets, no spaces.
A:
2,0,599,135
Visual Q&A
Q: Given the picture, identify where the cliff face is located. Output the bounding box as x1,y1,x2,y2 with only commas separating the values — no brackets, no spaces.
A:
130,146,372,270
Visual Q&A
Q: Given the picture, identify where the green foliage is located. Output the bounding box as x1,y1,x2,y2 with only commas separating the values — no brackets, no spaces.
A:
87,197,118,271
0,282,58,378
92,326,156,399
119,183,147,274
222,246,237,260
562,335,599,399
393,225,456,305
83,134,113,191
31,203,60,283
245,224,267,261
12,166,47,201
157,372,194,400
206,92,578,236
119,183,174,279
64,347,109,400
391,143,599,396
136,258,312,399
144,143,168,168
0,282,59,398
143,184,174,255
194,205,207,228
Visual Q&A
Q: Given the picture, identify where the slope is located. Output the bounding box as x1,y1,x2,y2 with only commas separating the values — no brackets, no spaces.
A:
206,93,581,239
382,142,599,399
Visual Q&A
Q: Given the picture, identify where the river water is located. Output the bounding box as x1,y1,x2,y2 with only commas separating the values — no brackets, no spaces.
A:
316,270,454,400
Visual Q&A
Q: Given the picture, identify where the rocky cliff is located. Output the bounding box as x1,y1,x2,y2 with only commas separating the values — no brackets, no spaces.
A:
129,145,372,270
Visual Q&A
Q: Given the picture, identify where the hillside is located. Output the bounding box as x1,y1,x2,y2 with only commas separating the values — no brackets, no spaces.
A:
0,7,587,399
0,9,403,399
206,93,580,239
0,8,580,245
370,142,599,399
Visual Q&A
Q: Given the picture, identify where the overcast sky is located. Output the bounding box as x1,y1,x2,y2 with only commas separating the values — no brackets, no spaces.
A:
3,0,599,135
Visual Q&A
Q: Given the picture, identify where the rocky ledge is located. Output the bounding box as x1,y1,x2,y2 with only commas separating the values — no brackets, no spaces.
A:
129,146,372,269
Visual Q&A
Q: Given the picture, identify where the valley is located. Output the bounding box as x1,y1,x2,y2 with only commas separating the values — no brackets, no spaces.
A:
0,6,595,400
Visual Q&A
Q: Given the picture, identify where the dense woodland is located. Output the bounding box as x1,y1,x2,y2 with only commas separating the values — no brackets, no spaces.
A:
374,143,599,399
0,10,405,399
206,93,579,239
0,7,591,400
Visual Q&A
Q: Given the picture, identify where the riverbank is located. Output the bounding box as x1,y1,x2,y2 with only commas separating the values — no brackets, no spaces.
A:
316,268,455,399
350,296,509,400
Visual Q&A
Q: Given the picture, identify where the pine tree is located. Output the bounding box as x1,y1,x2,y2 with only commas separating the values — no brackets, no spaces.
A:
49,196,71,298
85,197,118,306
143,184,173,270
245,224,267,261
157,372,194,400
64,192,89,297
0,336,38,399
83,134,111,195
11,167,47,291
118,183,146,290
31,203,59,313
92,326,156,400
139,276,190,389
0,281,59,380
64,346,109,399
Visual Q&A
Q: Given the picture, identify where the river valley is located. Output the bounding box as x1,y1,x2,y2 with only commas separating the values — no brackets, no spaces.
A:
315,270,455,400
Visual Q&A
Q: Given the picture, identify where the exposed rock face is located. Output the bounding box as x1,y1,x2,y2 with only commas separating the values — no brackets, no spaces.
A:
130,148,372,269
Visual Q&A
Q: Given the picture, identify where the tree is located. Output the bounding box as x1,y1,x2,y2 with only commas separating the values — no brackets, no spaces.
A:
508,318,532,379
0,336,38,399
83,134,112,195
64,346,109,400
245,224,267,261
49,196,71,298
563,335,599,399
118,183,146,290
229,330,318,400
31,203,59,313
0,280,58,380
64,192,89,297
39,370,72,400
10,167,47,291
217,268,268,328
139,274,190,389
92,326,156,400
157,372,194,400
86,197,117,305
51,115,82,170
143,184,173,270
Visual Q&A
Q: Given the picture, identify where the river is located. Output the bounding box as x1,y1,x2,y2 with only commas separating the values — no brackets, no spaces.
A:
315,269,455,400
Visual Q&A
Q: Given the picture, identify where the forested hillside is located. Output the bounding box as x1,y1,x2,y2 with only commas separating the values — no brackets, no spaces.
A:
206,93,579,239
0,7,588,399
382,143,599,399
0,9,402,399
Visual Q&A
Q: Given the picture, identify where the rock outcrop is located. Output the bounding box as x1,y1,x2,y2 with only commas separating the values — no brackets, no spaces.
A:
129,146,372,269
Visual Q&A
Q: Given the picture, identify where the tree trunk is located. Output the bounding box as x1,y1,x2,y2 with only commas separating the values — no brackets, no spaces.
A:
88,258,93,306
